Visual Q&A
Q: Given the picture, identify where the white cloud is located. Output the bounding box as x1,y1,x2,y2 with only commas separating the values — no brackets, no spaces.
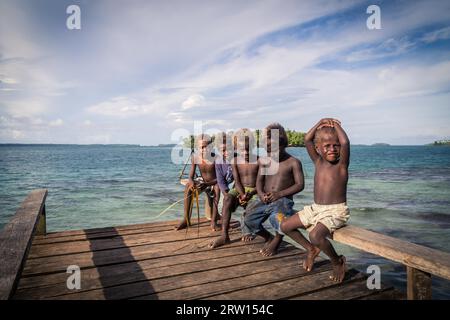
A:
80,134,111,144
421,26,450,43
87,96,153,118
345,37,416,62
181,94,205,110
11,129,24,139
49,118,64,127
2,98,50,118
0,76,18,84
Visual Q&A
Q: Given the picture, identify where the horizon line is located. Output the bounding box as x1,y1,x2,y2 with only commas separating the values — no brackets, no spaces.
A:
0,142,440,147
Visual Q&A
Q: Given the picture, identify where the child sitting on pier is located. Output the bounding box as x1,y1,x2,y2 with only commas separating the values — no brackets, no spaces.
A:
243,123,305,256
209,128,259,248
281,118,350,283
175,133,221,231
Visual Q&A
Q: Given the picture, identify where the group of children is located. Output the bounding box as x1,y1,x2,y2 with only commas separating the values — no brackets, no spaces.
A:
175,119,350,282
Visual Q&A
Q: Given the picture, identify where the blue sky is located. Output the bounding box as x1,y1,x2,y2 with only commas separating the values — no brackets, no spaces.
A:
0,0,449,145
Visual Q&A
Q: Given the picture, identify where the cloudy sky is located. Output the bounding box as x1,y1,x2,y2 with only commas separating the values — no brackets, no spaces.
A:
1,0,449,145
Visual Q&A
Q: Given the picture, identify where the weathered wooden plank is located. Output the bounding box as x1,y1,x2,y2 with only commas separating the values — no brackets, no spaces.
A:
407,266,432,300
12,216,420,300
333,225,450,281
21,232,267,278
359,288,405,300
206,268,362,300
291,275,392,300
28,223,220,259
0,189,48,300
33,218,217,243
32,223,192,245
136,260,333,300
15,247,301,299
18,236,273,289
58,255,302,300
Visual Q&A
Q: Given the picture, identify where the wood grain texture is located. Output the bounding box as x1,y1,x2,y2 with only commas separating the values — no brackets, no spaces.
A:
0,189,48,299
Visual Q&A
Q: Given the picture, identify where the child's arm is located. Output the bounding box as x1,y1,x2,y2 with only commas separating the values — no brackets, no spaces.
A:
202,179,217,187
304,120,324,162
256,159,267,202
187,158,196,189
231,161,245,196
215,164,229,194
332,120,350,167
266,159,305,202
305,118,335,162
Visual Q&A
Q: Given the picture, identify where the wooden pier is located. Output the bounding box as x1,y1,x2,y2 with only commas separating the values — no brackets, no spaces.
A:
1,189,449,300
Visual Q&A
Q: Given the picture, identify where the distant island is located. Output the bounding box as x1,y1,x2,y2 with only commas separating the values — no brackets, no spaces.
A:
371,143,391,147
156,144,177,147
430,140,450,146
0,143,140,147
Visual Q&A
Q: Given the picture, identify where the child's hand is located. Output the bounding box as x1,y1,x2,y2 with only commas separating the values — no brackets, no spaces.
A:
317,118,334,130
332,118,341,126
238,194,247,205
197,181,206,190
265,191,281,202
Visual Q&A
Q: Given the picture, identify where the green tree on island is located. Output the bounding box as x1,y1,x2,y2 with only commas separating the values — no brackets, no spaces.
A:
182,129,306,148
432,140,450,146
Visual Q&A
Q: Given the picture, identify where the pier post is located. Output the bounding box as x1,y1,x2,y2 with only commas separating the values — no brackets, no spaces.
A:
407,266,431,300
36,204,46,236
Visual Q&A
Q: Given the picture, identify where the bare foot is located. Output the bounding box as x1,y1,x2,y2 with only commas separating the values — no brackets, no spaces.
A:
174,221,188,230
330,255,346,282
303,247,321,272
209,235,230,248
260,237,281,256
241,234,255,242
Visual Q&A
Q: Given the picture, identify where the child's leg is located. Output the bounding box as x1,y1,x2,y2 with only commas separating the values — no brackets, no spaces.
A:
309,223,346,282
243,201,271,242
209,193,239,248
209,185,221,231
280,214,320,271
175,185,193,230
261,198,293,257
260,232,283,257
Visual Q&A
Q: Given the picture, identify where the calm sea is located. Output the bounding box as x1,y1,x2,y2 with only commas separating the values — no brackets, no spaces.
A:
1,144,449,298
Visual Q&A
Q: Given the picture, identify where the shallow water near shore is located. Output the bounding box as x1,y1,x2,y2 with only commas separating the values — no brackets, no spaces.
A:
1,144,449,298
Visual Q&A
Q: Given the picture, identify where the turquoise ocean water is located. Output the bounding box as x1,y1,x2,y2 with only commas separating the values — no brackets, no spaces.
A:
1,144,449,298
